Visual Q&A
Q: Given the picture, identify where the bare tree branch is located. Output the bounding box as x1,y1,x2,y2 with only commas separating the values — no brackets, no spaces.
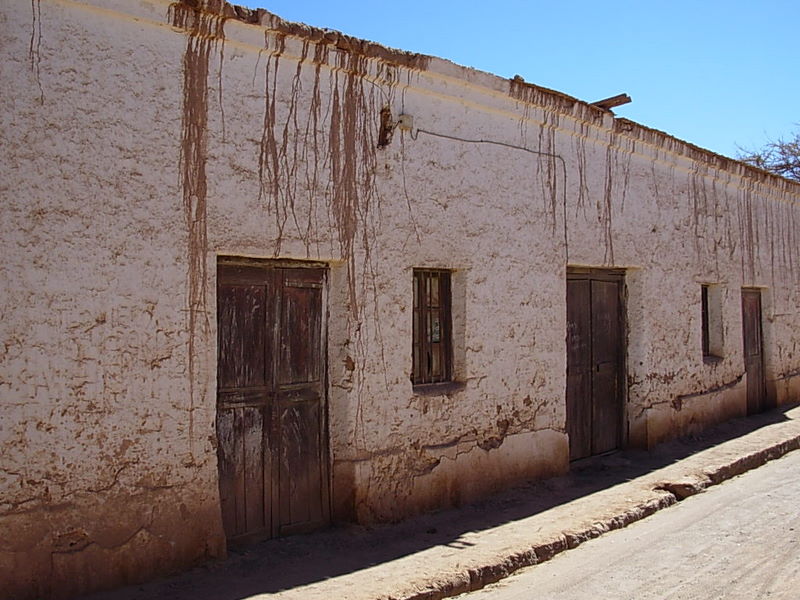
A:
737,128,800,182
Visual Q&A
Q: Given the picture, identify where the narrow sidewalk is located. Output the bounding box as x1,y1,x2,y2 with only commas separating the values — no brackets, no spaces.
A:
87,403,800,600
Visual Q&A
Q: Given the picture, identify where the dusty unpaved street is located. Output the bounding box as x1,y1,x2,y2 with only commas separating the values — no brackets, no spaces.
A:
458,450,800,600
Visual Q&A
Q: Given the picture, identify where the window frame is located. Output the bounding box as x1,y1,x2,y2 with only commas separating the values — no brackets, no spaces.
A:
701,283,724,361
701,284,711,357
412,269,453,385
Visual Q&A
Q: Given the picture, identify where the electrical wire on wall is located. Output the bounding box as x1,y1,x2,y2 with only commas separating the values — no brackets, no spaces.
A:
404,126,571,262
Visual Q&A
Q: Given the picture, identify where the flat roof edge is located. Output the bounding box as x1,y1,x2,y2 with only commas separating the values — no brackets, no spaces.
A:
174,0,800,191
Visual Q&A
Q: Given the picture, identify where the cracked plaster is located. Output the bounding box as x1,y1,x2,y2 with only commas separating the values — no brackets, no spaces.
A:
1,0,799,597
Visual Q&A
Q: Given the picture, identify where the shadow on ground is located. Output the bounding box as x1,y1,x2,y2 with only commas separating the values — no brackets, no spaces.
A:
84,404,796,600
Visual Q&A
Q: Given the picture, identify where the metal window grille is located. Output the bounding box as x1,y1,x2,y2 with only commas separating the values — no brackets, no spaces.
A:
412,269,452,384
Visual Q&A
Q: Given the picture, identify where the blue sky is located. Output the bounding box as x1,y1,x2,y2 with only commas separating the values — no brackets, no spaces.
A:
235,0,797,159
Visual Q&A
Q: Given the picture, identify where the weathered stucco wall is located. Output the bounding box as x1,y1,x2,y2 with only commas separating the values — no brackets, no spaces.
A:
1,1,799,598
1,2,227,598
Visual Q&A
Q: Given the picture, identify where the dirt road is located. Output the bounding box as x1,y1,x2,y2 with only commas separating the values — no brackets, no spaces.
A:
458,450,800,599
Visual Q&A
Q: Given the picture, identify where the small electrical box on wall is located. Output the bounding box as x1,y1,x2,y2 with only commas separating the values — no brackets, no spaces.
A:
397,114,414,131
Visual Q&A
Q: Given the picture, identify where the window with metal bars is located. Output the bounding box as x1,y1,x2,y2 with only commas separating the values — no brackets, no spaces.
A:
412,269,452,385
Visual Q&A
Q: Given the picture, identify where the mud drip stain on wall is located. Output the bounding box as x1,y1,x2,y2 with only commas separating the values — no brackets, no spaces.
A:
170,1,227,457
3,1,799,598
257,32,403,319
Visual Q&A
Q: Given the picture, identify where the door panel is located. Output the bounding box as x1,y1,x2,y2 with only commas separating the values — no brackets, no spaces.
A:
242,406,268,533
566,270,625,461
217,285,268,389
216,408,242,537
217,274,273,542
741,290,766,415
216,263,329,543
278,400,325,534
276,269,328,535
591,280,622,454
279,275,323,385
566,279,592,460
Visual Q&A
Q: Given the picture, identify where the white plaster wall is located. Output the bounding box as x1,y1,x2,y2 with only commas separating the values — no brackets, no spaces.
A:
0,2,226,598
1,1,799,597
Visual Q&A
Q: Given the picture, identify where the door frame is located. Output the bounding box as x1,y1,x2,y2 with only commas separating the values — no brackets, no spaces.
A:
566,267,628,460
215,255,331,543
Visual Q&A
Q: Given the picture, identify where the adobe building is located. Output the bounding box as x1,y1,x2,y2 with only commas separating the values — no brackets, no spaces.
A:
1,1,799,598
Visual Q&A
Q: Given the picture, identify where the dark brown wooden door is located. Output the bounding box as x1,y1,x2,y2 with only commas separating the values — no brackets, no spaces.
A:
741,289,766,415
566,270,625,460
216,262,329,543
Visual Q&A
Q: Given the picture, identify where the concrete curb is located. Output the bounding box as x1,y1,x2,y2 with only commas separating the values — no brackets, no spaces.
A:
705,436,800,485
396,430,800,600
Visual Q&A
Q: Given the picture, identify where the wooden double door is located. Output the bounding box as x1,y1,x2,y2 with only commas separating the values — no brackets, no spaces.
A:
216,261,329,543
566,269,626,461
